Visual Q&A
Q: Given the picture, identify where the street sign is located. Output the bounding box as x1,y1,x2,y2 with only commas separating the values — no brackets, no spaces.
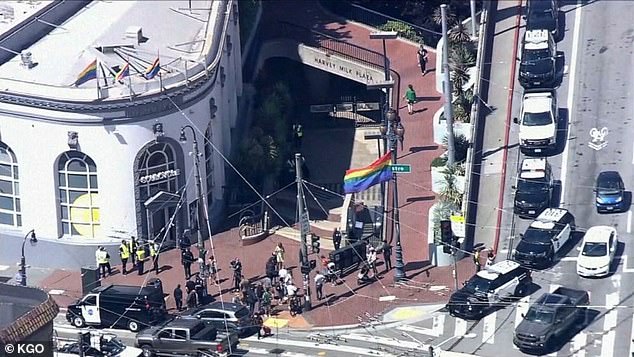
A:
390,164,411,173
300,212,310,236
450,215,466,238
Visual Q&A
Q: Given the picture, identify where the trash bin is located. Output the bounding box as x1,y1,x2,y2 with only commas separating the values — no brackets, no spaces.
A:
147,277,163,292
81,266,100,295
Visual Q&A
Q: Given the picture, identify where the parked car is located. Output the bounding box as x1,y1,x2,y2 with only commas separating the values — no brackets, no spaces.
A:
135,318,239,357
525,0,559,39
446,260,532,319
513,287,589,353
56,333,142,357
577,226,617,277
595,171,626,213
519,29,558,90
177,301,255,337
66,284,168,332
513,158,553,218
515,91,558,155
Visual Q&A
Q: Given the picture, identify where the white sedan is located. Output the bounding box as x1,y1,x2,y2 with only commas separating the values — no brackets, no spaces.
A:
576,226,617,277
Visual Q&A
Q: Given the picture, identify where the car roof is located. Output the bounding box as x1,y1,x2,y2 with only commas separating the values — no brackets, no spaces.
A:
520,158,547,179
164,319,203,328
204,301,245,312
475,260,520,280
583,226,615,243
523,93,552,113
597,171,622,183
524,30,550,50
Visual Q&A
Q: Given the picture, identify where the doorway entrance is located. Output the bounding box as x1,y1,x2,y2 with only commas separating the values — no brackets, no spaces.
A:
144,191,180,242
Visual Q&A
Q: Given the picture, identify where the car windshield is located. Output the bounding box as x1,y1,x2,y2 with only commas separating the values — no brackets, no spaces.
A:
598,178,621,194
464,276,491,293
522,227,552,244
518,178,549,192
234,307,250,319
582,242,607,257
523,49,550,62
523,112,552,126
524,309,554,324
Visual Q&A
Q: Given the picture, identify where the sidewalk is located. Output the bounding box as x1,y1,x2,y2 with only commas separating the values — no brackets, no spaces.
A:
471,0,522,254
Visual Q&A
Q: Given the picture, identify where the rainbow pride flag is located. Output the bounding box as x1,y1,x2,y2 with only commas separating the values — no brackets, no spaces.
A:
115,62,130,82
74,59,97,86
144,57,160,80
343,153,393,194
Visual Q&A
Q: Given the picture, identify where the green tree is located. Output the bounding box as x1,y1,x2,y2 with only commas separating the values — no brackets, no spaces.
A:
432,5,457,27
440,167,463,208
449,22,471,44
236,127,281,183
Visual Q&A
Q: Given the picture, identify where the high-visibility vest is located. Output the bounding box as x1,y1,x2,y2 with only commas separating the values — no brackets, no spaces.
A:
120,243,130,259
136,248,146,261
296,125,303,137
150,244,157,257
96,250,108,264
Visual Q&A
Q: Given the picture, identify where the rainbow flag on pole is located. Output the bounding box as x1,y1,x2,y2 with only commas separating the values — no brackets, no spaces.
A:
115,62,130,82
343,153,393,194
74,59,97,86
144,57,160,79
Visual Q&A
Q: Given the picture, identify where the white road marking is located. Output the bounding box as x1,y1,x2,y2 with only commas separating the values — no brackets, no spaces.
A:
627,210,632,233
48,289,65,295
571,332,587,357
561,256,578,262
397,324,438,337
243,336,398,357
620,255,634,273
454,317,468,337
515,296,530,329
481,311,496,344
341,333,425,350
549,284,561,293
0,265,9,271
600,292,619,357
433,314,446,336
629,309,634,357
559,0,583,206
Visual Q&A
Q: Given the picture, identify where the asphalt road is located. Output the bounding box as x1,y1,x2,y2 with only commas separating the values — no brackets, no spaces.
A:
411,0,634,356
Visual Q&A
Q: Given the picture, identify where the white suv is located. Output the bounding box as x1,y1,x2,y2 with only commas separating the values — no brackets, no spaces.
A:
515,91,558,154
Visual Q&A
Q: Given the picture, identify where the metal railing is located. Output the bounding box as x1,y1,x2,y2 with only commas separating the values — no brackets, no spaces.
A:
271,21,386,71
320,0,442,46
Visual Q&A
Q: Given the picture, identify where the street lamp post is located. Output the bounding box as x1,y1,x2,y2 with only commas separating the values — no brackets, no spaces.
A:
180,125,208,293
381,109,406,282
20,229,37,286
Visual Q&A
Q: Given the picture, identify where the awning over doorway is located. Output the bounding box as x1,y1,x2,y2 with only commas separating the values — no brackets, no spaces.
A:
144,191,181,211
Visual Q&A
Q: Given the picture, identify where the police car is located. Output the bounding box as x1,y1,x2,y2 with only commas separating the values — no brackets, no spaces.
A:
519,29,557,90
446,260,532,319
513,208,575,268
513,158,553,218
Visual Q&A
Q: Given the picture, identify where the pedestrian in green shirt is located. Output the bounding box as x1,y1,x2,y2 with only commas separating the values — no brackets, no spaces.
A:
403,84,417,115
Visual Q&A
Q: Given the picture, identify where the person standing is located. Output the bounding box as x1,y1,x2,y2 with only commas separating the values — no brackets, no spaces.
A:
332,228,342,250
403,84,417,115
119,240,130,275
381,240,392,272
129,237,137,266
173,284,183,311
417,45,429,76
485,250,496,268
265,254,278,284
181,248,194,280
186,288,198,309
96,246,106,279
261,288,272,316
274,243,285,271
136,245,146,275
231,258,243,291
150,241,160,274
473,249,482,272
314,272,326,300
367,247,378,277
208,255,219,285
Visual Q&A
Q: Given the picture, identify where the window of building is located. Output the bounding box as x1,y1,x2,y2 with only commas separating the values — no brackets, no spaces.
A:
58,151,100,237
138,142,178,201
204,128,215,206
0,142,20,227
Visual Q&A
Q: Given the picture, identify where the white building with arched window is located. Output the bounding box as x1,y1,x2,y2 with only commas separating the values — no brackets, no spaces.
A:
0,0,242,248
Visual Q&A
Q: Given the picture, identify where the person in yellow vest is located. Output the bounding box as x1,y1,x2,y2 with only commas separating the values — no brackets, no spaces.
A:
150,241,160,274
119,240,131,275
96,246,111,278
136,245,146,276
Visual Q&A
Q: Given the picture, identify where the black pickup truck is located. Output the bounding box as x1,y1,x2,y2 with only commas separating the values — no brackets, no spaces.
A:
135,319,239,357
513,287,589,352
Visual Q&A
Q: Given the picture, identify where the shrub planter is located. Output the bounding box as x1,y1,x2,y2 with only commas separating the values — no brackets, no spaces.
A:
433,107,474,145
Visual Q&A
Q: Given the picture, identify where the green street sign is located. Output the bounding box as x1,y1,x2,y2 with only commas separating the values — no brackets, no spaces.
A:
390,164,411,173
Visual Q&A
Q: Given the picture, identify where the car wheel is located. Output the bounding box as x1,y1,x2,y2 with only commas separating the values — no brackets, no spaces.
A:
72,316,85,328
128,320,140,332
141,345,154,357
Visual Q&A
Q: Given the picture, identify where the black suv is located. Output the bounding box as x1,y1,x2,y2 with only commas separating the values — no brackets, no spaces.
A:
519,30,557,90
447,260,532,319
525,0,559,39
514,158,553,218
595,171,626,213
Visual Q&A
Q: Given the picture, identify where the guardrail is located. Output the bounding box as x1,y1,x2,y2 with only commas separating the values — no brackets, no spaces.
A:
462,1,494,251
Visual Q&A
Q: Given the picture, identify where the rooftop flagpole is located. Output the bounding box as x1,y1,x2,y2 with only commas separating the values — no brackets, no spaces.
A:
127,57,133,101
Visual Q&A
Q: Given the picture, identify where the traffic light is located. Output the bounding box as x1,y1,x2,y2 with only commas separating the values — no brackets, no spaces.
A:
301,261,311,274
440,220,453,254
310,234,320,254
310,259,316,270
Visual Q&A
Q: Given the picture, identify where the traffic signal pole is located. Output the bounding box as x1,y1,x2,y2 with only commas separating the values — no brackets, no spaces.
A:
296,153,312,311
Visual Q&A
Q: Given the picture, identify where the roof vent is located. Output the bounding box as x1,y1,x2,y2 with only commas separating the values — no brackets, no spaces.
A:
20,51,35,69
125,26,143,46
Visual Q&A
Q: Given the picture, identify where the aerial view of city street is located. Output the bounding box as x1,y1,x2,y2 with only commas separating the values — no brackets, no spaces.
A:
1,0,632,356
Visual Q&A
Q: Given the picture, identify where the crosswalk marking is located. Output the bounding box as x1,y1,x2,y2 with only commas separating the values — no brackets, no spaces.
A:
549,284,561,293
433,315,445,336
515,296,530,328
341,333,425,350
397,324,437,337
0,265,9,271
600,292,619,357
571,332,587,357
454,318,468,336
481,312,496,344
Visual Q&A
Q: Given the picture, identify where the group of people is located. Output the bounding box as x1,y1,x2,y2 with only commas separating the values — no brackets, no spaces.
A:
95,238,160,279
356,239,392,284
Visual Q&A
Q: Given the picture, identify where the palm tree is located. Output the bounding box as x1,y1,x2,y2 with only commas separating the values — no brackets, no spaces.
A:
450,43,476,68
440,169,463,208
449,22,471,45
451,65,470,93
432,6,457,27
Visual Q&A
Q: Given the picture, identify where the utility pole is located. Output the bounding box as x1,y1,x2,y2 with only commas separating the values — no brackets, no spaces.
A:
296,153,312,311
452,243,459,291
470,0,478,38
441,4,456,166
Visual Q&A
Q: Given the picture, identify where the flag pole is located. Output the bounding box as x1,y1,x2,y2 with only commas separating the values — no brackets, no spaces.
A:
127,57,133,101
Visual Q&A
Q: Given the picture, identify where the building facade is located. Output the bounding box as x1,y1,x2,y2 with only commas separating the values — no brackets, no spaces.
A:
0,0,242,244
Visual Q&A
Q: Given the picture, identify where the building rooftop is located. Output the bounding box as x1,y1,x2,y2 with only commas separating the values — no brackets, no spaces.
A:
0,0,222,102
0,283,59,343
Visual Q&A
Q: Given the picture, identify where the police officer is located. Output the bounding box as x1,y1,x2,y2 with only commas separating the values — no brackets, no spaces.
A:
96,247,111,278
150,240,160,274
129,237,138,265
119,240,130,275
332,228,342,250
136,245,146,275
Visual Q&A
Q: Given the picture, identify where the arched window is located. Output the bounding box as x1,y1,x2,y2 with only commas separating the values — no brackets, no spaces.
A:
58,151,100,237
204,128,215,205
138,142,178,201
0,143,20,227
